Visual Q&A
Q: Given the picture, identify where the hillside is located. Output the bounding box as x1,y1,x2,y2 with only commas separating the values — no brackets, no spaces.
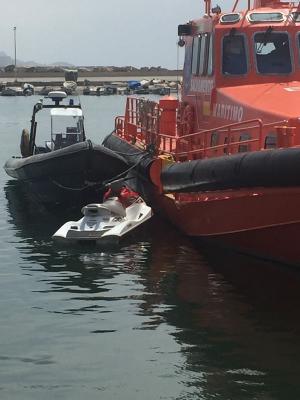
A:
0,51,73,68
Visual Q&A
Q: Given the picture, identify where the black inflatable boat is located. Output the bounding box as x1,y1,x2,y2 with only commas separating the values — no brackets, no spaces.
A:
4,92,128,206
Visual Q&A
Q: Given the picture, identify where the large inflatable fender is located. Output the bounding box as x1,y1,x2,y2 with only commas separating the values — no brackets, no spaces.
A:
20,128,30,158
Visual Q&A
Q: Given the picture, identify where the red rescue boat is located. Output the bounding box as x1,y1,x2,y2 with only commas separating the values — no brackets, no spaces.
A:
103,0,300,266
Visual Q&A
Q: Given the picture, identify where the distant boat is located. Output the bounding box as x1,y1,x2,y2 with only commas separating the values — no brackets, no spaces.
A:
127,80,141,90
82,86,99,95
63,69,78,94
117,87,129,95
63,80,77,94
134,88,150,95
96,86,106,96
23,83,34,96
1,87,23,96
38,86,52,96
101,86,117,95
82,86,91,95
140,79,150,88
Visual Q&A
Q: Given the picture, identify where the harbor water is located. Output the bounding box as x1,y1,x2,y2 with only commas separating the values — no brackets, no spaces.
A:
1,96,300,400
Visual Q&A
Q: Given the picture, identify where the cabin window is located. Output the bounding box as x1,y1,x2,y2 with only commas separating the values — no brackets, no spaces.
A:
199,33,209,75
297,34,300,63
292,12,300,22
210,132,219,147
238,133,251,152
220,13,240,24
191,33,212,76
207,34,214,75
249,12,284,22
222,35,247,75
264,133,277,149
192,36,201,75
254,32,292,74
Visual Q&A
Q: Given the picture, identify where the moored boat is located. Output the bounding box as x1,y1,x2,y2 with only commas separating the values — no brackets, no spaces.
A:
63,69,78,94
4,91,128,207
1,86,23,96
63,80,77,94
103,0,300,266
52,195,152,245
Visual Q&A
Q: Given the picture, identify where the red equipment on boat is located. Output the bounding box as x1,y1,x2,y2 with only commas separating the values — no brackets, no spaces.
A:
103,0,300,266
104,185,140,207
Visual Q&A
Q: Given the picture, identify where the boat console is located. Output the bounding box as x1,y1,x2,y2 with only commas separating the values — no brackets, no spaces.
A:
50,107,84,151
25,91,86,155
47,90,67,103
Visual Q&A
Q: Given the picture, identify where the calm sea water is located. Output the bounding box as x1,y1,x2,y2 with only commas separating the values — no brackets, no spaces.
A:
1,95,300,400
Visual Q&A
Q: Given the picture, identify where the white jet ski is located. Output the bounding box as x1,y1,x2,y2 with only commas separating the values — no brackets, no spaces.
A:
52,197,152,245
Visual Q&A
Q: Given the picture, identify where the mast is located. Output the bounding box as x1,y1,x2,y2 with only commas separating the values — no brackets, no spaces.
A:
13,26,17,81
232,0,251,11
253,0,282,7
204,0,211,15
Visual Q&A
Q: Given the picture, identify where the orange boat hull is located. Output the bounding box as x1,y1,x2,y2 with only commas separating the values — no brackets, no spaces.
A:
212,223,300,266
149,187,300,266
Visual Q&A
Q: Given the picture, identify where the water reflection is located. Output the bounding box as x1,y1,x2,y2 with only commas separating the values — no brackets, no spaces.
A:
5,179,151,294
5,180,300,399
145,234,300,399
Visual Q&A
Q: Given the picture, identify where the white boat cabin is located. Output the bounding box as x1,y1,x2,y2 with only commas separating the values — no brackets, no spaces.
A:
46,107,84,151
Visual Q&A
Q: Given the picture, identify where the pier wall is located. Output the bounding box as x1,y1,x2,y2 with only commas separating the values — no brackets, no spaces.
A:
0,70,182,85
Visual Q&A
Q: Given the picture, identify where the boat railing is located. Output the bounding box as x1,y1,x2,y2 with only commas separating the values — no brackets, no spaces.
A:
115,116,125,137
160,118,290,161
174,118,264,160
116,97,291,160
116,97,160,149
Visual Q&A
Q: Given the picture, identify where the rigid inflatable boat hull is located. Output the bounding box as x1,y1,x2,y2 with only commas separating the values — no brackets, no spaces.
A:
4,140,128,207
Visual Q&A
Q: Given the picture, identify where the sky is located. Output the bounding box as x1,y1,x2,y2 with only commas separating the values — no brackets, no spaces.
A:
0,0,235,68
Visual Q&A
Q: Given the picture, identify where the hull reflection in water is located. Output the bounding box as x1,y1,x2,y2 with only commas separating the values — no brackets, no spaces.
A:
4,179,300,399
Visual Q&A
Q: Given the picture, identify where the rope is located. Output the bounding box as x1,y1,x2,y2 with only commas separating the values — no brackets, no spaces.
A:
112,149,148,157
102,151,149,187
176,41,180,99
50,151,150,192
51,179,95,191
101,175,135,188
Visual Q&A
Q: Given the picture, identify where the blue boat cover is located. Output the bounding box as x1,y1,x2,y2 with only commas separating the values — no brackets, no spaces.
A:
127,80,141,89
